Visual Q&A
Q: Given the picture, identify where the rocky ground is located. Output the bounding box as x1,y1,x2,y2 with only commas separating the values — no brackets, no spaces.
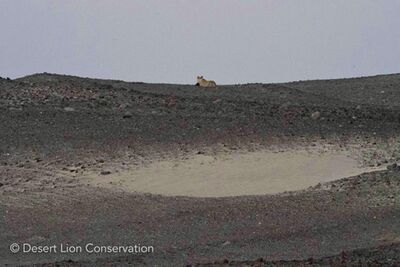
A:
1,73,400,266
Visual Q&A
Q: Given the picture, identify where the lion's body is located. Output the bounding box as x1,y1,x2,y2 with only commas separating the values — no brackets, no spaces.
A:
196,76,216,88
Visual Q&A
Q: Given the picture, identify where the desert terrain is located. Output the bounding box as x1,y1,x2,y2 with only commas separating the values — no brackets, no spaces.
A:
0,73,400,266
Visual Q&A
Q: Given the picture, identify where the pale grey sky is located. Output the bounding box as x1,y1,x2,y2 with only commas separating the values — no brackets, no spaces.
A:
1,0,399,84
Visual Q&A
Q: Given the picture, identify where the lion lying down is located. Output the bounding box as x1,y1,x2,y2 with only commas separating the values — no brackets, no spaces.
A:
196,76,216,88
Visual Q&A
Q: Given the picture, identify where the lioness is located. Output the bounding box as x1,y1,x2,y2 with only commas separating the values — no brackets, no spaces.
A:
196,76,216,88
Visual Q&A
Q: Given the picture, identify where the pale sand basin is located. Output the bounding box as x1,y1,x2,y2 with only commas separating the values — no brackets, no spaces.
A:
83,149,384,197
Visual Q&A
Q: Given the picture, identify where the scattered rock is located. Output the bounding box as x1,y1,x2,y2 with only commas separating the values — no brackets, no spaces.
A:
100,170,111,175
63,107,75,112
311,111,321,120
119,103,130,109
0,182,4,187
212,98,221,104
387,163,400,172
256,257,264,263
123,112,133,118
68,167,79,173
222,241,231,247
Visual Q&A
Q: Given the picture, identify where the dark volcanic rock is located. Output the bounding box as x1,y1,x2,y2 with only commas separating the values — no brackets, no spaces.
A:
387,163,400,171
122,111,133,118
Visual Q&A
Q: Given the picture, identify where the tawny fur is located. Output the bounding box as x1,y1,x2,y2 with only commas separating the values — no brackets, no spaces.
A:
196,76,216,88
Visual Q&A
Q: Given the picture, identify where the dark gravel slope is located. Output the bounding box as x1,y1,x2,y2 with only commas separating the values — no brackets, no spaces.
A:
1,73,400,160
284,73,400,109
1,73,400,266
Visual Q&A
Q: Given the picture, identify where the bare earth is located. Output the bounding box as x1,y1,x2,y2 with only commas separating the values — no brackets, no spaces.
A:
0,73,400,266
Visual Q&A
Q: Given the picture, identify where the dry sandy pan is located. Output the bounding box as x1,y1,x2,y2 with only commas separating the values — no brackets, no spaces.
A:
83,146,385,197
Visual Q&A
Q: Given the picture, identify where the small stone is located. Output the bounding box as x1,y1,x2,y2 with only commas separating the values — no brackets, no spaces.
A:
0,182,4,187
123,112,133,118
222,241,231,247
387,163,400,172
212,98,221,104
68,167,79,173
100,170,111,175
64,107,75,112
311,111,321,120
